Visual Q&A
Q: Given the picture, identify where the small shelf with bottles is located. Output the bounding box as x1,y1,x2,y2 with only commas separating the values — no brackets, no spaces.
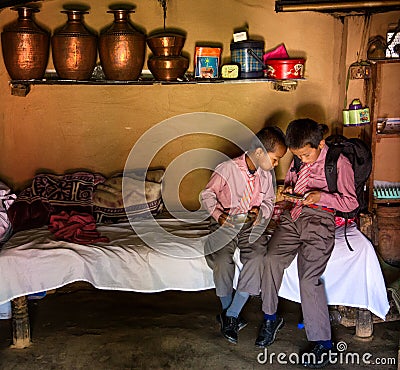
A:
367,59,400,210
373,183,400,203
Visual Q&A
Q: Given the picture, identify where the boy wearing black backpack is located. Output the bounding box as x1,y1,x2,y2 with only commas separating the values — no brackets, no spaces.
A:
256,118,359,368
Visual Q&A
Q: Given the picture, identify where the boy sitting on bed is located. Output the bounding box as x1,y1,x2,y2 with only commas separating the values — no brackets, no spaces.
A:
256,118,358,368
200,126,287,344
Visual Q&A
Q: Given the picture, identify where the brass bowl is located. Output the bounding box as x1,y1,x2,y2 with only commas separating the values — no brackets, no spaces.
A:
146,33,186,57
148,55,189,81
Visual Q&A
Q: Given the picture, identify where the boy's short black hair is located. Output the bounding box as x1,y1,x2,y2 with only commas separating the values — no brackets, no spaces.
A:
285,118,329,149
248,126,286,153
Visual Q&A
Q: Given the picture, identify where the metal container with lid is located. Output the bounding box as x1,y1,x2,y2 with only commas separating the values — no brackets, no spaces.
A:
230,40,264,78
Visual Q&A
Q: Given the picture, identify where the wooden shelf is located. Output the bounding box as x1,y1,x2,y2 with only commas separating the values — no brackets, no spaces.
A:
9,76,305,96
10,76,305,86
373,198,400,204
368,58,400,65
376,132,400,141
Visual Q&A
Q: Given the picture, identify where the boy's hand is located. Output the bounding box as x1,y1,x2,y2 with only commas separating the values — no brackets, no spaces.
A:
218,212,234,227
302,191,321,205
249,206,260,218
249,206,261,226
283,193,304,201
283,186,294,194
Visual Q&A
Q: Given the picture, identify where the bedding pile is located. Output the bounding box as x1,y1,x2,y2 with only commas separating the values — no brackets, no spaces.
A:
7,172,106,232
6,169,165,232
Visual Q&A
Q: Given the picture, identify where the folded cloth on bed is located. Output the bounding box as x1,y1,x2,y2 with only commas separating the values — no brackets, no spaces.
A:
49,211,110,244
93,173,164,224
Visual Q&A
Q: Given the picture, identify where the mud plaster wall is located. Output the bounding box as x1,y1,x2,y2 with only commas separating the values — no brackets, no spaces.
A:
0,0,398,210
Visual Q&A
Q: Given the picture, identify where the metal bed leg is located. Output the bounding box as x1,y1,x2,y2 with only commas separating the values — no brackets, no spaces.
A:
11,296,31,348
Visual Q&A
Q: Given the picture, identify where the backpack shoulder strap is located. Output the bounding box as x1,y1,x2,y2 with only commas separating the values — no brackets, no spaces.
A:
290,155,302,173
325,145,342,193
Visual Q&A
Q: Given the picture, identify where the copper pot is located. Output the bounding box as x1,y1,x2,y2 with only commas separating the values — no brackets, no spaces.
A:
1,6,50,80
51,10,97,80
147,33,185,57
148,55,189,81
99,9,146,81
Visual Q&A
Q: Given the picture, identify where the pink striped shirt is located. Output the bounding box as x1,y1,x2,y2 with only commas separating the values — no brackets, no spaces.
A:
285,145,359,213
200,153,276,222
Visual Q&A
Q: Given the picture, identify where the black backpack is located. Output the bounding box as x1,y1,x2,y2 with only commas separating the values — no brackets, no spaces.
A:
292,134,372,250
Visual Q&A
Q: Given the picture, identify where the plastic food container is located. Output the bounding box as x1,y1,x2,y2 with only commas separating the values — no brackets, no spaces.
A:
230,40,265,78
264,58,305,79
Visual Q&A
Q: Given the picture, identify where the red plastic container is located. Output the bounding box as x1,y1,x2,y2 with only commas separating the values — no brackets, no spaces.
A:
264,58,305,79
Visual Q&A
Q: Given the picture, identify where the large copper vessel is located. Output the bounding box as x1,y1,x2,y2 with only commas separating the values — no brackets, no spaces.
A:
1,6,50,80
51,10,97,80
99,9,145,81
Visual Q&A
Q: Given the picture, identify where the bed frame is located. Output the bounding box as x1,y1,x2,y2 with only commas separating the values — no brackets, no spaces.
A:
5,213,398,349
9,291,399,349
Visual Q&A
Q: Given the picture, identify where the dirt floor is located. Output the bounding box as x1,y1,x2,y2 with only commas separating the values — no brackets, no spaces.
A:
0,284,399,370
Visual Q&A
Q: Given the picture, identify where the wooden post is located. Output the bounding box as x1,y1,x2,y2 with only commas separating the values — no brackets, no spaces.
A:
11,296,31,348
354,308,374,340
359,212,373,240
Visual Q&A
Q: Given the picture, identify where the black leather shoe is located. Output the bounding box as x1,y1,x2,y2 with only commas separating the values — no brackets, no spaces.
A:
216,311,247,331
217,312,239,344
237,315,248,331
301,343,335,368
255,317,284,348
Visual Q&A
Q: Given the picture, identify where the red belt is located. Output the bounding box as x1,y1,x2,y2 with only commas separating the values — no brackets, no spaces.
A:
306,204,336,214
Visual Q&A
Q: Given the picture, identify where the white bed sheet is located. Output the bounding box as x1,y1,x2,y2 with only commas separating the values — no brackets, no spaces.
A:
0,219,389,320
0,219,215,305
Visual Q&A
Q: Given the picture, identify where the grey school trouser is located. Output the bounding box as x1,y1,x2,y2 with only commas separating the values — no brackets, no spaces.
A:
261,207,335,341
205,219,268,297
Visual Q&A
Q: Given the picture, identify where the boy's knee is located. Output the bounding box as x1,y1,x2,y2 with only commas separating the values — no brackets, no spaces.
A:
253,243,268,257
207,250,234,267
264,249,279,264
240,244,266,263
299,275,323,289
